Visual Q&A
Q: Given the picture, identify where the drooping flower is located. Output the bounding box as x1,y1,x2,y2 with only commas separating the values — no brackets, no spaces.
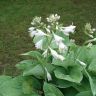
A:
46,14,60,23
28,27,37,37
45,67,52,81
35,29,47,36
59,42,68,53
76,59,86,66
49,47,65,61
35,39,43,49
53,33,64,44
42,49,48,57
61,25,76,36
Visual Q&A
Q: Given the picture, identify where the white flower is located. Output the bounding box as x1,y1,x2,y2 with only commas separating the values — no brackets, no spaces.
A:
47,14,60,23
35,29,47,36
59,42,68,53
28,27,37,37
92,28,96,32
45,67,52,81
53,33,64,44
35,39,43,49
49,47,65,61
76,59,86,66
42,49,48,57
61,25,76,36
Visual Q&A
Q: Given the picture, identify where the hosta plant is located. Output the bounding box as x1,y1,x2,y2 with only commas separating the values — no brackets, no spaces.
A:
0,14,96,96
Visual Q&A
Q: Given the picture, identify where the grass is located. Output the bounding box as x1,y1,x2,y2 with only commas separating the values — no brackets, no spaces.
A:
0,0,96,75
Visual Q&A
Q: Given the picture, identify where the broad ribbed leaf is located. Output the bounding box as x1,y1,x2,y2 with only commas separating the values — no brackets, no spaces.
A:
54,66,83,83
23,64,45,79
43,82,64,96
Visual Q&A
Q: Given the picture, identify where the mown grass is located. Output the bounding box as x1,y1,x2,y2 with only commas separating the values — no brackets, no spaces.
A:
0,0,96,75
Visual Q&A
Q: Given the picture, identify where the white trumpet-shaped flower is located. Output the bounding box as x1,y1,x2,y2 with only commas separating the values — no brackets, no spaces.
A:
49,47,65,61
53,33,64,44
61,25,76,36
28,27,37,37
76,59,86,66
42,49,48,57
35,29,47,36
45,67,52,81
59,42,68,53
35,39,43,49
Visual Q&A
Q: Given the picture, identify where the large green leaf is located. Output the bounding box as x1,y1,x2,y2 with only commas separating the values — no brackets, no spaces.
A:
0,76,24,96
73,76,91,92
52,78,73,88
43,82,64,96
0,76,41,96
21,51,43,59
23,64,45,79
54,66,83,83
84,69,96,96
16,60,38,70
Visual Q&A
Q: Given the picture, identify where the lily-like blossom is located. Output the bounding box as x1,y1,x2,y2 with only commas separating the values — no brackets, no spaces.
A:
46,14,60,23
45,67,52,81
49,47,65,61
42,49,48,57
59,42,68,53
35,29,47,36
76,59,86,66
53,33,64,44
28,27,37,37
61,25,76,36
35,39,43,49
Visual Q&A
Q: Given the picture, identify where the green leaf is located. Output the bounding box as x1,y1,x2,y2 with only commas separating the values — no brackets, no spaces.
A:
84,69,96,96
0,76,24,96
75,91,92,96
23,64,45,79
62,87,78,96
16,60,38,70
52,78,73,88
22,51,43,59
54,66,83,83
73,76,91,92
43,82,64,96
88,59,96,74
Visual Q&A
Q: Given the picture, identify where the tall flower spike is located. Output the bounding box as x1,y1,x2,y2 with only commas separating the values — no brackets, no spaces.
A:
61,25,76,36
35,39,43,50
49,47,65,61
45,67,52,81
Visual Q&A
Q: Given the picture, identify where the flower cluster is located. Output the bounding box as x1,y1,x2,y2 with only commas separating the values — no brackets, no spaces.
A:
28,14,76,61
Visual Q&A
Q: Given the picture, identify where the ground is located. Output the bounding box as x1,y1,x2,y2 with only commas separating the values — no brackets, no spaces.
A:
0,0,96,75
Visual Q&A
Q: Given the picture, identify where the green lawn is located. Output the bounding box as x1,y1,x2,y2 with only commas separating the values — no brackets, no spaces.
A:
0,0,96,75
